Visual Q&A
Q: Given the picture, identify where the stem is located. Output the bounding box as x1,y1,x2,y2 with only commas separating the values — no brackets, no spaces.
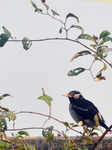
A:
42,106,51,127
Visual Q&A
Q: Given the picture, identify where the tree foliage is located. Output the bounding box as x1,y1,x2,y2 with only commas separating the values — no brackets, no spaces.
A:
0,1,112,150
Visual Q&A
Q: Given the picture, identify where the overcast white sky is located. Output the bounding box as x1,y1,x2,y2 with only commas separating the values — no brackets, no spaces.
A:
0,0,112,137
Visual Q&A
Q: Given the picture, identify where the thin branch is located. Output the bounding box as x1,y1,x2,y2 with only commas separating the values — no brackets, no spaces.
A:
6,127,43,132
15,111,97,144
8,37,112,69
15,111,60,123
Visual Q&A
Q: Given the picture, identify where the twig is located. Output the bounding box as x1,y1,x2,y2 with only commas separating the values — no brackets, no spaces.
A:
68,125,97,144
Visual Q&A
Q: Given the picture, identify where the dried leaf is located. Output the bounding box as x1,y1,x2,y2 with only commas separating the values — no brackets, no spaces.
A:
22,37,32,50
70,50,91,61
70,25,84,33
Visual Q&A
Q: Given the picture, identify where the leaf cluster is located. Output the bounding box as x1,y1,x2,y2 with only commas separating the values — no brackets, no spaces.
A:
68,30,112,81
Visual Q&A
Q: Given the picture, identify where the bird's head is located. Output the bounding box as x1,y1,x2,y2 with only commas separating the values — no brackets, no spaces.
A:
63,90,83,101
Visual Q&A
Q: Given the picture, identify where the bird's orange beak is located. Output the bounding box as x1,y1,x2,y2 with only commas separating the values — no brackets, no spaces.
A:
63,94,72,97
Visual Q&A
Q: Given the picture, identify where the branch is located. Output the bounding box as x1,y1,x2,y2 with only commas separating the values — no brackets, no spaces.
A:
92,125,112,150
8,37,112,68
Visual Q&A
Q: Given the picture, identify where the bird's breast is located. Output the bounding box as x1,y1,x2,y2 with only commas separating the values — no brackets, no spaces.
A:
69,104,81,123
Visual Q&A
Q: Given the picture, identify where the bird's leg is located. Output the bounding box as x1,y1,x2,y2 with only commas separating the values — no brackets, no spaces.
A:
92,128,94,132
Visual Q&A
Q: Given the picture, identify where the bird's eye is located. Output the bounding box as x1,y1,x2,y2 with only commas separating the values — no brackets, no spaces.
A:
71,94,75,97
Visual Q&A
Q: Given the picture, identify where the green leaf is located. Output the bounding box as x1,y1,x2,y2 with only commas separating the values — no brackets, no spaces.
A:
14,135,23,142
94,115,99,124
69,123,74,125
99,40,104,45
67,68,85,76
0,115,7,131
60,121,69,127
90,44,97,49
103,62,107,70
103,36,112,42
51,9,59,16
59,27,62,34
78,147,88,150
72,124,79,127
0,94,12,100
81,136,92,144
42,88,52,101
38,88,53,107
42,126,54,141
2,26,11,37
0,141,9,148
30,0,38,9
78,34,95,42
90,132,98,136
99,30,111,39
5,111,16,121
83,126,88,133
96,46,108,59
70,25,84,33
23,143,36,150
30,1,42,12
43,3,49,10
0,34,9,47
66,13,79,23
22,37,32,50
38,96,51,106
95,56,107,71
18,131,30,136
11,133,14,137
94,59,107,82
70,50,91,61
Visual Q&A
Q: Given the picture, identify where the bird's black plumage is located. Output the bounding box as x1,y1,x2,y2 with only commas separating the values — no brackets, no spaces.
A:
64,90,109,130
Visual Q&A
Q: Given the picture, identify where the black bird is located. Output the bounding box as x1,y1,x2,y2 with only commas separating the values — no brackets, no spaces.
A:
63,90,109,130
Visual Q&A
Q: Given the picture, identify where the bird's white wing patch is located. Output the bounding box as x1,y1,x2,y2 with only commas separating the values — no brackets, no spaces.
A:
78,121,83,126
98,112,103,120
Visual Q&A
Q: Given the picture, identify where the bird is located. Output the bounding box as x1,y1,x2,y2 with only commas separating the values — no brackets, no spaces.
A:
63,90,110,131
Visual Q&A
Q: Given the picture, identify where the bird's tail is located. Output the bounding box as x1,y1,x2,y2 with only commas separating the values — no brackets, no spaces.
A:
100,122,111,132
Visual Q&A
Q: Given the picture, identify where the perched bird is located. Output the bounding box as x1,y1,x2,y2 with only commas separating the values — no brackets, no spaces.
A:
63,90,109,130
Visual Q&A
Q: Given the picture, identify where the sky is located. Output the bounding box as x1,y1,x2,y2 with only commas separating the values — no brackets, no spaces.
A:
0,0,112,137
